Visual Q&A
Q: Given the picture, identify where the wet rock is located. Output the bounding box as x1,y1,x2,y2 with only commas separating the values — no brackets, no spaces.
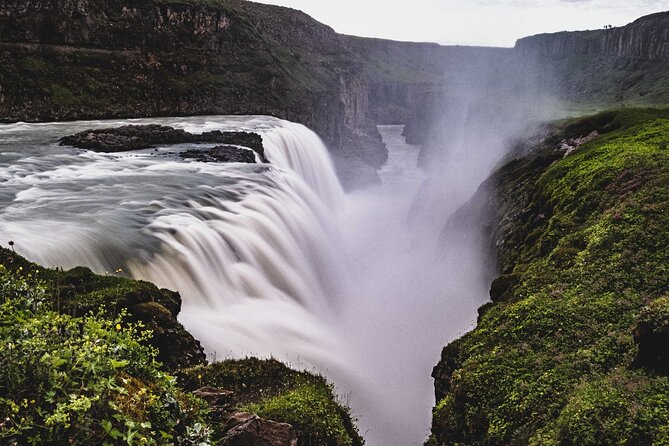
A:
220,412,298,446
59,125,266,161
489,273,520,302
193,387,234,406
59,124,194,152
180,145,257,164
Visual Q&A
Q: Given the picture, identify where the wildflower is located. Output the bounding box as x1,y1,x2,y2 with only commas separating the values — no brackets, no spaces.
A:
115,323,122,331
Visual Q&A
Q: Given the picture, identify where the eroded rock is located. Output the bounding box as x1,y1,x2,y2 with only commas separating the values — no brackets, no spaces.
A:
633,296,669,375
220,412,298,446
59,125,267,161
181,145,257,164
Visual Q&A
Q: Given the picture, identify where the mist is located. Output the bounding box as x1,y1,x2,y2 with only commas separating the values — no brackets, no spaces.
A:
320,48,561,445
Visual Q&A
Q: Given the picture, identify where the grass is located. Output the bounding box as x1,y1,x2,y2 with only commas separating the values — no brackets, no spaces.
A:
429,108,669,445
179,359,364,446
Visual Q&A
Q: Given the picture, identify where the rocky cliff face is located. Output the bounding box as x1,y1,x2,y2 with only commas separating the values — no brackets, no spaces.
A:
0,0,386,174
428,108,669,446
516,12,669,61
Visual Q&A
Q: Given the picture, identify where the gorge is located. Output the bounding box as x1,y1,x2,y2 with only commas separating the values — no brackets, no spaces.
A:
1,2,669,446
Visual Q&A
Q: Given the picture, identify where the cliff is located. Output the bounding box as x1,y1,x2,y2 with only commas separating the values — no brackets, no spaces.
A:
0,0,386,170
514,11,669,109
516,12,669,61
427,108,669,445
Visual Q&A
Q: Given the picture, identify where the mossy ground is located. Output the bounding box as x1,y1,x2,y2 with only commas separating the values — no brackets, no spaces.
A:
429,108,669,445
0,263,211,445
179,359,364,446
0,248,205,370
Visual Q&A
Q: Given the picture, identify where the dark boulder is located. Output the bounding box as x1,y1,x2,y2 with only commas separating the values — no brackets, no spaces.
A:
633,296,669,375
59,124,194,152
202,131,267,162
193,387,235,406
489,273,520,302
220,412,298,446
59,125,267,161
193,387,236,423
181,145,257,164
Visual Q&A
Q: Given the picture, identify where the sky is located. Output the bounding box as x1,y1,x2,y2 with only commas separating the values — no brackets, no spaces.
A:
258,0,669,47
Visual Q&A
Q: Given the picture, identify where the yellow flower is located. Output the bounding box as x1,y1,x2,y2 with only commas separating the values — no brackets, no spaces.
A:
115,323,122,331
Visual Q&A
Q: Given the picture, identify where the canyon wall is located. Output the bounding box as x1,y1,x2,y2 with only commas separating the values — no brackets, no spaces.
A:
516,12,669,61
0,0,386,169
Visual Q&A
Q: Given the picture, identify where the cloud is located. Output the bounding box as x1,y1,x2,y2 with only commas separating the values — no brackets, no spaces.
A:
260,0,669,46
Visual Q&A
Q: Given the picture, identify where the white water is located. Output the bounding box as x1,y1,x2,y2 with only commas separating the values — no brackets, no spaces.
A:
0,117,491,445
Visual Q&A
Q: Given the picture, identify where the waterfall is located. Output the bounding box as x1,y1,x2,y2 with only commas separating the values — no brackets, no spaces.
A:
0,116,350,365
0,116,492,446
262,121,344,207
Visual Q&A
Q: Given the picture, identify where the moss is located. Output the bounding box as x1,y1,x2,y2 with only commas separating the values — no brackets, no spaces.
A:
429,108,669,445
48,85,80,107
0,248,205,370
545,372,669,446
243,382,356,446
179,359,363,446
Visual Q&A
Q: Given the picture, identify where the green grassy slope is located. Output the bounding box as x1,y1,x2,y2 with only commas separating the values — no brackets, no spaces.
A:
429,109,669,445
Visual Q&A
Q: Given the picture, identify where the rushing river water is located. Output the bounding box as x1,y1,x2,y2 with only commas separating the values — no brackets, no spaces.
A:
0,117,490,446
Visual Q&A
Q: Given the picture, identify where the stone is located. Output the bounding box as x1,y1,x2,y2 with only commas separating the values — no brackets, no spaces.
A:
192,387,234,406
633,297,669,375
220,412,298,446
59,125,266,161
180,145,257,164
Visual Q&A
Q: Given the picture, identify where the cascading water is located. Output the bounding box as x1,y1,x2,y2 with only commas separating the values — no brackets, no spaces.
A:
0,116,492,446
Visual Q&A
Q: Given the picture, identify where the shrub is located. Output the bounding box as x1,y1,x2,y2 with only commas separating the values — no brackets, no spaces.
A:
0,264,210,446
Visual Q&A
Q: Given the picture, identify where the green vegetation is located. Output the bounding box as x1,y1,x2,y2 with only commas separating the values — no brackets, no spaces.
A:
180,359,364,446
0,264,210,445
243,382,356,446
0,250,363,445
0,248,205,371
153,0,228,9
429,108,669,445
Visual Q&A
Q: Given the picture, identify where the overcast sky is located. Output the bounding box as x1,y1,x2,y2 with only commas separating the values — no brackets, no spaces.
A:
258,0,669,47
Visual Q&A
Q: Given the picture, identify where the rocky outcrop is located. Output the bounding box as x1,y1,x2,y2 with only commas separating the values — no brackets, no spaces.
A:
0,246,206,370
59,124,266,160
179,358,364,446
516,12,669,61
220,412,298,446
633,296,669,375
181,145,257,163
